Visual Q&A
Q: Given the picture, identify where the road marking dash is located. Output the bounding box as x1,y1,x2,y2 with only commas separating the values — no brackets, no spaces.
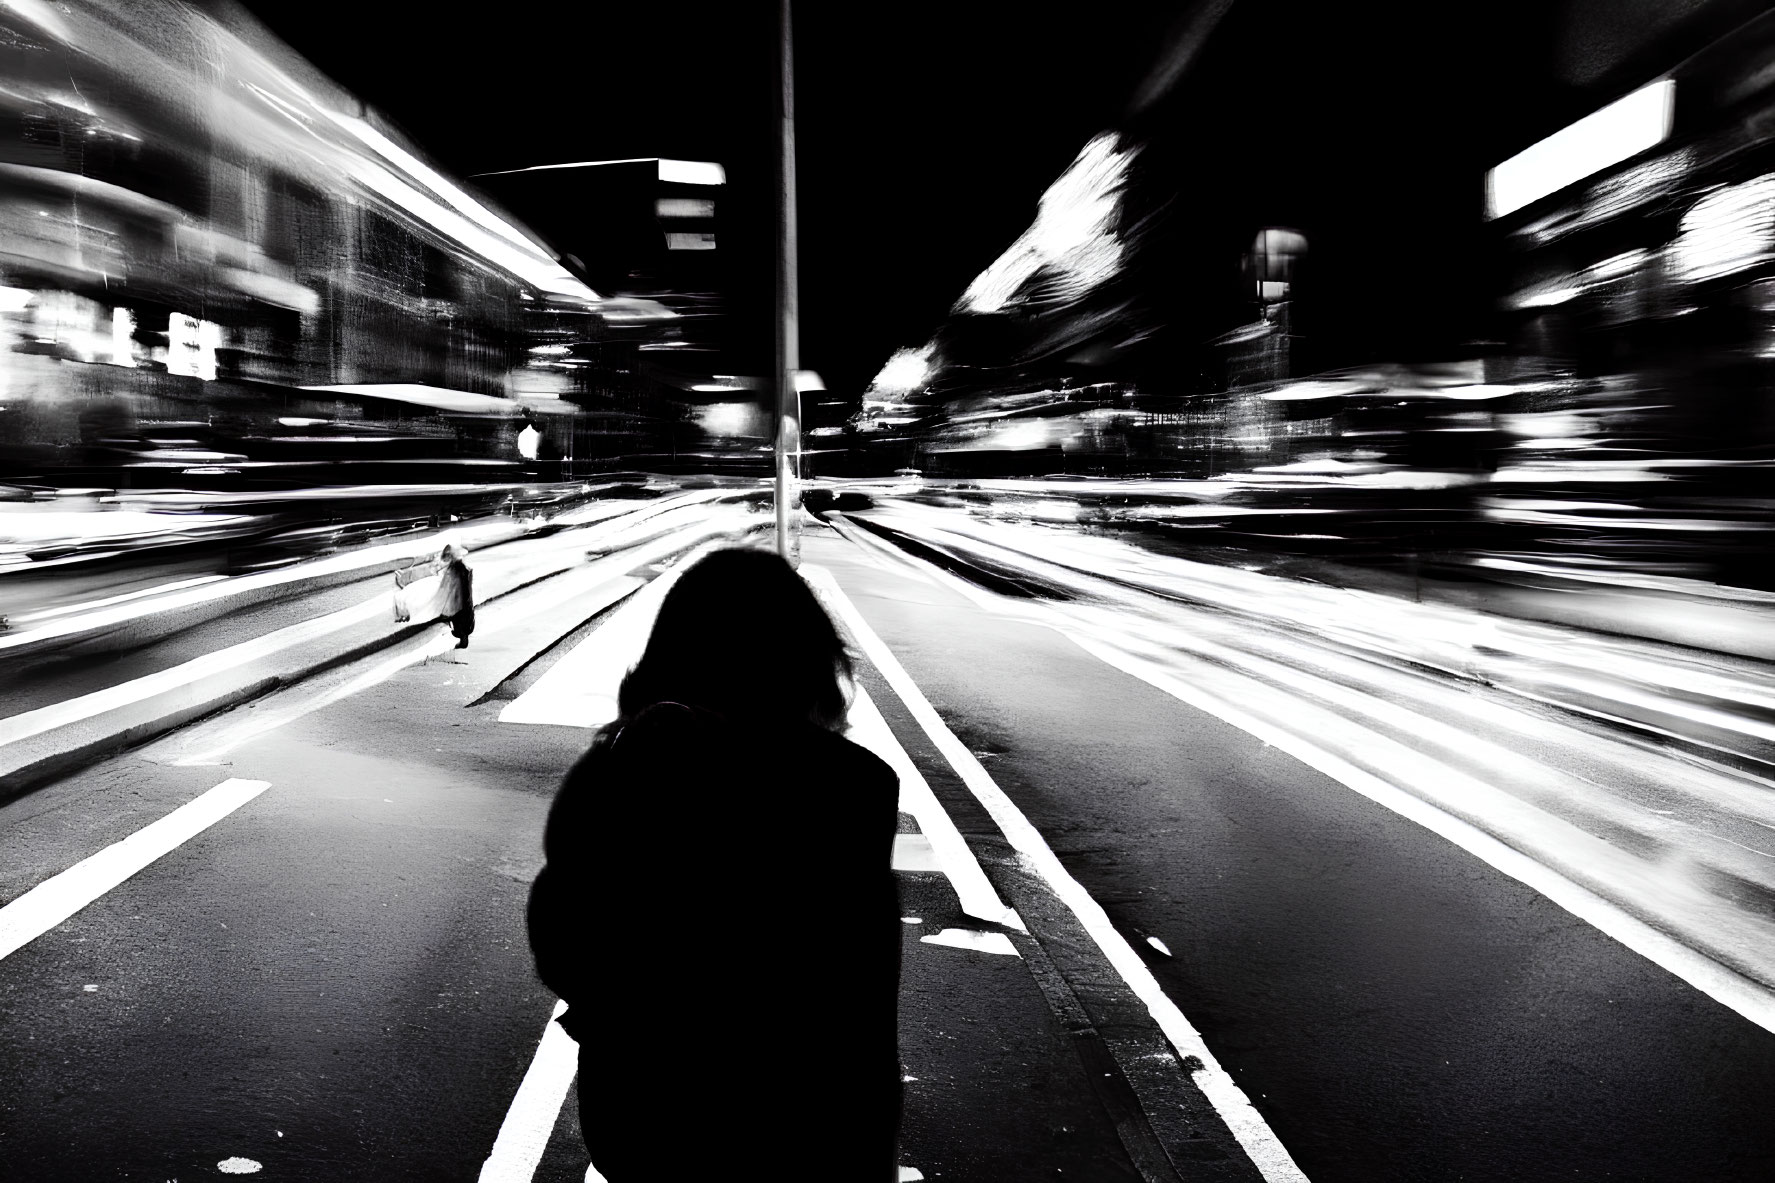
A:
921,928,1020,957
479,1000,580,1183
845,687,1023,931
0,778,270,963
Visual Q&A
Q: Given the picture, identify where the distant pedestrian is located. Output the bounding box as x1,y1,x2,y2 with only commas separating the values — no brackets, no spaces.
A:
432,543,474,648
527,546,902,1181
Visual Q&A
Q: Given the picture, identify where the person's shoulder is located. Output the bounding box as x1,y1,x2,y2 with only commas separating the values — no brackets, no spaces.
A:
805,725,897,787
622,701,718,743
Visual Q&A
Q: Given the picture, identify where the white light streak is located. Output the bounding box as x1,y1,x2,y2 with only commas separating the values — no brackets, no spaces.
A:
1487,81,1675,219
326,113,554,261
657,198,716,218
868,346,933,397
1669,174,1775,283
334,147,595,299
960,134,1134,313
109,306,135,367
657,159,726,186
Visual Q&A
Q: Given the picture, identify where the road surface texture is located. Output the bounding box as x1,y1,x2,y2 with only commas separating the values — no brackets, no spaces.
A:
1,499,1771,1181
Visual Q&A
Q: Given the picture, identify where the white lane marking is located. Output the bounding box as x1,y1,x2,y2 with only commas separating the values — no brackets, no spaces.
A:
217,1157,262,1174
498,566,685,728
892,833,942,873
920,928,1021,957
1068,631,1775,1037
851,508,1775,1031
0,778,270,962
846,688,1024,932
0,521,517,655
161,631,462,766
898,1168,926,1181
1147,936,1172,957
499,534,744,728
154,573,646,766
479,999,580,1183
9,575,230,624
0,593,389,749
801,564,1310,1183
0,491,711,655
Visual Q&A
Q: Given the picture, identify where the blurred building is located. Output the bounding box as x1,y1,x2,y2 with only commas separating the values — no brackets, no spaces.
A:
0,0,698,488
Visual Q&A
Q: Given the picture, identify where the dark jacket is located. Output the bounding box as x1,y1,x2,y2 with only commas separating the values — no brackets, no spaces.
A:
528,701,902,1178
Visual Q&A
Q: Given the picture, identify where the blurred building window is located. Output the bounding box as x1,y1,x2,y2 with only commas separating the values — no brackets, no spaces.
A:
1668,173,1775,283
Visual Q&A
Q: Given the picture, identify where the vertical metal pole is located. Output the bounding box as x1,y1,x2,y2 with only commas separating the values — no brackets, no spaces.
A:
773,0,801,564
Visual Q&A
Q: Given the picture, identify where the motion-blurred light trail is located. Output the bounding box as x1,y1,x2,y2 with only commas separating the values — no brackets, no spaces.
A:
840,504,1775,1032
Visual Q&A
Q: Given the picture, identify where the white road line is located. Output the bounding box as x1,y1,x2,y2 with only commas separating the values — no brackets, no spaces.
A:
154,574,646,766
0,591,388,749
499,535,743,728
1067,631,1775,1036
801,563,1310,1183
891,833,942,873
0,778,270,962
0,521,516,655
920,928,1021,957
159,631,463,766
478,1000,580,1183
9,575,229,624
847,688,1024,932
498,566,685,729
838,529,1775,1035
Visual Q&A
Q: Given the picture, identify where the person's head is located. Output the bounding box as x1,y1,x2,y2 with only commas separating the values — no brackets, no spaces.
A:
442,543,468,563
618,547,853,731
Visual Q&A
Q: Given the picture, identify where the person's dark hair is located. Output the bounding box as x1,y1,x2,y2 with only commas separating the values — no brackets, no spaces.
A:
616,547,854,730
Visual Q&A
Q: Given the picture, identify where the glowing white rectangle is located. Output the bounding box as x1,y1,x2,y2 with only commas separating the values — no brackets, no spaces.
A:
657,159,726,186
1487,81,1675,219
656,198,715,219
664,232,717,251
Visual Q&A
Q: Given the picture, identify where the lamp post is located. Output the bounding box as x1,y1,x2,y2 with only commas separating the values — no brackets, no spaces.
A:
772,0,802,564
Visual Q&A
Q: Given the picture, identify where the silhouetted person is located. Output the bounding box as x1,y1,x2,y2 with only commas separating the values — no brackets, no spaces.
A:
433,543,474,648
527,547,902,1180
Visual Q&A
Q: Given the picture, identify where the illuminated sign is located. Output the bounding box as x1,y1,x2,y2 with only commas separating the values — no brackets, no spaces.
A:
1486,80,1675,220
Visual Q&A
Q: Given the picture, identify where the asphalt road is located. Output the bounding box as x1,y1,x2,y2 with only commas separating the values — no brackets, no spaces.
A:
807,529,1775,1181
2,508,1773,1181
0,513,1196,1181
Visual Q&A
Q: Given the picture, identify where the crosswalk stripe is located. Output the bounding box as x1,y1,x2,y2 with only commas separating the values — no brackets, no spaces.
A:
498,535,744,729
0,778,270,962
478,1000,580,1183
